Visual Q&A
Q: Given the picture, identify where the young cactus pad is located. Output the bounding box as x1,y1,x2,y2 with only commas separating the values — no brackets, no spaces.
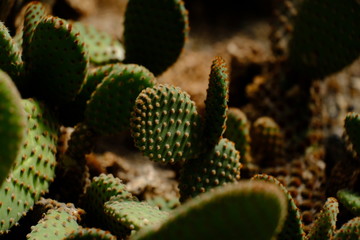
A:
337,189,360,217
130,84,202,164
65,228,117,240
124,0,189,75
288,0,360,79
27,16,88,104
131,181,287,240
179,138,241,202
306,197,339,240
84,64,156,135
203,56,229,148
0,71,26,185
0,99,58,233
333,217,360,240
72,21,125,65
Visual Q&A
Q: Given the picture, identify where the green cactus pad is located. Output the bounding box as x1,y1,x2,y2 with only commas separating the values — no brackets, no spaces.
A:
85,64,156,135
306,197,339,240
124,0,189,75
104,198,169,233
132,181,287,240
344,112,360,157
333,217,360,240
337,189,360,217
130,84,202,164
0,21,23,82
146,196,180,212
22,1,47,64
251,117,285,167
59,63,123,126
203,56,229,148
73,21,124,64
81,174,135,233
223,107,252,164
26,16,89,104
288,0,360,79
65,228,116,240
251,174,305,240
179,138,241,202
26,207,79,240
0,71,26,185
0,99,58,233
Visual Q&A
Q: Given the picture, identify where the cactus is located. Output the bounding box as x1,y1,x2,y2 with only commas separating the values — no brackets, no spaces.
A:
124,0,189,75
26,16,89,104
26,206,79,240
252,174,305,240
306,197,339,240
337,189,360,217
72,22,124,65
179,138,241,202
0,99,58,233
202,56,229,148
65,228,116,240
333,217,360,240
223,107,252,164
104,198,169,233
0,70,26,185
130,84,202,164
131,181,287,240
85,64,156,135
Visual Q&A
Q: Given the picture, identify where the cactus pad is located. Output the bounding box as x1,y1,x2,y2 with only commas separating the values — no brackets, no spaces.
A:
288,0,360,79
27,16,88,104
0,21,23,82
223,107,252,164
251,174,305,240
73,21,124,64
131,84,202,164
85,64,156,135
27,207,79,240
22,1,47,64
0,71,26,185
179,138,241,202
306,197,339,240
337,189,360,217
65,228,117,240
104,198,169,233
203,56,229,148
0,99,58,233
124,0,189,75
132,181,287,240
333,217,360,240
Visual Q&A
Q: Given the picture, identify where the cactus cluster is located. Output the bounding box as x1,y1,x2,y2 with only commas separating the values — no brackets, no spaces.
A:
0,0,359,239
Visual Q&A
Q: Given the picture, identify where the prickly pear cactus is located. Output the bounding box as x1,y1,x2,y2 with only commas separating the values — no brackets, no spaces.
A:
65,228,116,240
72,22,124,65
333,217,360,240
132,181,287,240
124,0,189,75
26,16,89,104
26,206,79,240
0,70,26,185
252,174,305,240
0,21,23,82
179,138,241,202
337,189,360,217
0,99,58,234
202,56,229,149
306,197,338,240
85,64,156,135
130,84,202,164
